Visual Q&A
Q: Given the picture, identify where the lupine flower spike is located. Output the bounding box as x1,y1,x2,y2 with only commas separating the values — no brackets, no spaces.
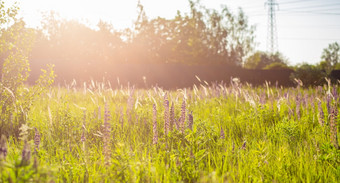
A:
153,104,158,145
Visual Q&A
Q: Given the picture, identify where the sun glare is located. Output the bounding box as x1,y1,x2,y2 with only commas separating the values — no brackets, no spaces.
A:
19,0,138,29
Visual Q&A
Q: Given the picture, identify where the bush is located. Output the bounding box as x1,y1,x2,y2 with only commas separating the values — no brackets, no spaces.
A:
289,64,326,87
263,62,291,70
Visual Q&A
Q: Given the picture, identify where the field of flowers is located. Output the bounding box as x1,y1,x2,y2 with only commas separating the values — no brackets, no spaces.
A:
0,79,339,182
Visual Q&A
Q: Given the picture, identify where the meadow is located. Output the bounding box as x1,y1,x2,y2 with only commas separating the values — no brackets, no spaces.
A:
0,79,339,182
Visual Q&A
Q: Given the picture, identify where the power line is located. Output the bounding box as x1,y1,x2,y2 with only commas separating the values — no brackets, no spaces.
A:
279,10,340,15
266,0,279,54
279,0,324,5
281,3,340,10
279,37,340,41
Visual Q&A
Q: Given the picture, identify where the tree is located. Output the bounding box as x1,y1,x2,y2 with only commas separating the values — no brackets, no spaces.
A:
321,42,340,75
0,2,55,137
128,0,255,65
244,51,288,69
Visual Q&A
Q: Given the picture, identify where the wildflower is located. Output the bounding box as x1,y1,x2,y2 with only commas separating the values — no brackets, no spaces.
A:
330,105,339,149
188,111,193,130
21,141,31,166
164,93,170,135
241,141,247,150
0,135,7,160
220,127,225,139
103,103,111,165
317,101,324,126
170,102,175,132
180,99,186,133
153,104,158,145
34,128,41,153
296,95,301,120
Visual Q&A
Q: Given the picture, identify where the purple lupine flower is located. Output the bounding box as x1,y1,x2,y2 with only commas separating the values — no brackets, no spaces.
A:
180,99,186,133
170,102,175,132
164,93,170,135
34,128,41,153
103,103,111,165
188,111,193,130
296,95,301,120
330,105,339,149
21,141,31,166
220,127,225,139
0,135,7,160
326,95,331,115
152,104,158,145
318,101,325,126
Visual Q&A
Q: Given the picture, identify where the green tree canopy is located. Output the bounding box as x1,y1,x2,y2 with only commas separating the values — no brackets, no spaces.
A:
321,42,339,75
244,51,288,69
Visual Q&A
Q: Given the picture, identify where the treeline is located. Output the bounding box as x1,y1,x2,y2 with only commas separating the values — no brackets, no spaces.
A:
29,1,254,72
1,0,339,88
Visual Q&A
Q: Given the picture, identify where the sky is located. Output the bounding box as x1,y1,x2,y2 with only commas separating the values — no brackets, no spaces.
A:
8,0,340,66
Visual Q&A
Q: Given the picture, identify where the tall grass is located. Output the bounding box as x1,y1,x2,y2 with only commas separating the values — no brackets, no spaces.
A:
0,80,339,182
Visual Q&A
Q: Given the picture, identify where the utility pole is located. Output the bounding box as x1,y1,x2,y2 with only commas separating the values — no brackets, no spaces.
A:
266,0,279,54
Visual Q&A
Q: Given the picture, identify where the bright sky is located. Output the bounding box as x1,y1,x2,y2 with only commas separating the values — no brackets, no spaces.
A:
9,0,340,65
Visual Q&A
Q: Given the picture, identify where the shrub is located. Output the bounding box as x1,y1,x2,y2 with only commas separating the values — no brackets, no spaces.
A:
289,63,326,87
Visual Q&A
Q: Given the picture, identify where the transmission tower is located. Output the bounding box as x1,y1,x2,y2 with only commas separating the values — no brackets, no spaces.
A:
266,0,279,54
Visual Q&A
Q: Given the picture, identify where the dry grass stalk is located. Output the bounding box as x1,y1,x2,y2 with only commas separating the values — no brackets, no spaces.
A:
153,104,158,145
164,93,170,135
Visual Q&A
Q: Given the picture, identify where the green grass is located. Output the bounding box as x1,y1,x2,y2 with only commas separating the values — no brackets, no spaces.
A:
0,82,339,182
